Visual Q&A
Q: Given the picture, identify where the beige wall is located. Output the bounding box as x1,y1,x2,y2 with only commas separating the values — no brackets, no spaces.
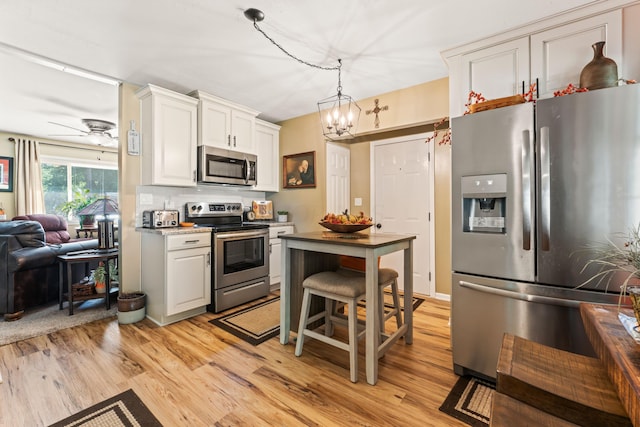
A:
434,138,452,296
272,77,453,295
269,111,329,231
0,132,16,217
118,82,143,293
349,142,370,214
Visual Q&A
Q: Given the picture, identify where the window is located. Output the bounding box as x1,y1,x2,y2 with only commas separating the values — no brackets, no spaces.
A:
42,158,118,222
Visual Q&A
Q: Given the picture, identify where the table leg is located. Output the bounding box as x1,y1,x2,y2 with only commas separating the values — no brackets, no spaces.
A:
404,242,413,344
365,249,380,385
67,262,74,315
59,261,64,310
105,258,111,310
280,241,291,344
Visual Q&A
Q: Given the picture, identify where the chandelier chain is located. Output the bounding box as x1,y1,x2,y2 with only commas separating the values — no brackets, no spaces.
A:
245,7,359,140
253,21,340,72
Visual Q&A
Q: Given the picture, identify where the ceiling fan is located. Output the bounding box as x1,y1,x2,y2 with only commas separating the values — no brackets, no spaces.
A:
49,118,118,147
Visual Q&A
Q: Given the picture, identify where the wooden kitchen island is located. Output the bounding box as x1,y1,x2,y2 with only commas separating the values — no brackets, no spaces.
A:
581,304,640,426
279,231,416,385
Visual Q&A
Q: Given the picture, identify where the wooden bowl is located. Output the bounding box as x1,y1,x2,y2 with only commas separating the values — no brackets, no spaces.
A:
319,222,373,233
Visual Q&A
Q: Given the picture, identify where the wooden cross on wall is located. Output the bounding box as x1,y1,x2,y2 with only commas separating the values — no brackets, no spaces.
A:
366,98,389,129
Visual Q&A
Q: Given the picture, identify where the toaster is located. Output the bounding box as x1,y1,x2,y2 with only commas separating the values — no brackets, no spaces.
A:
142,210,180,228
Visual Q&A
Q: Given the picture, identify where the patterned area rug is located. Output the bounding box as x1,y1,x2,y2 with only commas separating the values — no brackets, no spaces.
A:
49,389,162,426
209,296,280,345
439,376,496,426
357,289,425,312
209,291,424,346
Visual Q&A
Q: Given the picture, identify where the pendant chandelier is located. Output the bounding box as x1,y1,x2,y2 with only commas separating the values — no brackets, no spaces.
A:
244,8,361,140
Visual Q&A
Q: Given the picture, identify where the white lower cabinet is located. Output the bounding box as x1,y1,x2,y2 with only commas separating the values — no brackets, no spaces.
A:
141,232,211,325
269,225,293,287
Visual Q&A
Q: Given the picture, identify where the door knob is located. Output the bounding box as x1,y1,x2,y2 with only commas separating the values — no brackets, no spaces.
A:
376,223,382,229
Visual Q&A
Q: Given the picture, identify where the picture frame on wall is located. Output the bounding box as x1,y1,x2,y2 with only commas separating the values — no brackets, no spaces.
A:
283,151,316,189
0,156,13,192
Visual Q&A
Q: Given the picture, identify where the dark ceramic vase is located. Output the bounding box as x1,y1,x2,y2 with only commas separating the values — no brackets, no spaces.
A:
579,41,618,90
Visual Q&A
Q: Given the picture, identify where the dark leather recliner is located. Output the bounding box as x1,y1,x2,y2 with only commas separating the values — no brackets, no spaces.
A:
0,218,98,320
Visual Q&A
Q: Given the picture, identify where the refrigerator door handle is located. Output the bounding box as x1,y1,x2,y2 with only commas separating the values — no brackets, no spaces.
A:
540,126,551,251
459,280,582,308
521,129,533,251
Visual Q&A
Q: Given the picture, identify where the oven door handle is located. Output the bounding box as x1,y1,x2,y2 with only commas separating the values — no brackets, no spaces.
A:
216,230,268,240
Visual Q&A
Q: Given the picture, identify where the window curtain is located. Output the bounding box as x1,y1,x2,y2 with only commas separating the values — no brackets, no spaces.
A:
14,138,45,215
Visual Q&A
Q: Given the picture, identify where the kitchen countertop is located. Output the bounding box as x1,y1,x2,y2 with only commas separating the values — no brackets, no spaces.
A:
135,226,213,235
136,221,293,235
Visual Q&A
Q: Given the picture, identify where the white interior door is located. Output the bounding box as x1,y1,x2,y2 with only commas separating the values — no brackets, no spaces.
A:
326,142,350,214
372,134,433,296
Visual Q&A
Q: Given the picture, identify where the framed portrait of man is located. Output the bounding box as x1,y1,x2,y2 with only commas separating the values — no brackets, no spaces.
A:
283,151,316,189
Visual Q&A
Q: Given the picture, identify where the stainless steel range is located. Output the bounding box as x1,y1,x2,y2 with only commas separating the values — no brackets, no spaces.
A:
185,202,270,313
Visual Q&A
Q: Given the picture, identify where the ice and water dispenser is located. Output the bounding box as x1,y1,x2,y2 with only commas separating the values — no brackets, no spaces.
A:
461,173,507,233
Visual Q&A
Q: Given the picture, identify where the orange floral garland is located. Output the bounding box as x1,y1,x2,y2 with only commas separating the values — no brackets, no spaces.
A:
423,79,639,145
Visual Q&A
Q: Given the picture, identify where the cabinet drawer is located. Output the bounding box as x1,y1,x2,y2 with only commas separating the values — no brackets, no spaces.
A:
269,226,293,239
167,233,211,251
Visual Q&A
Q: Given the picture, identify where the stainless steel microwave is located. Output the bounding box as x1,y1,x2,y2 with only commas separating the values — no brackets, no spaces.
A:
197,146,257,186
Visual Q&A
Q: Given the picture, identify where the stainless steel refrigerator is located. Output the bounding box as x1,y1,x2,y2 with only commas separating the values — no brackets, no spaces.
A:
450,84,640,380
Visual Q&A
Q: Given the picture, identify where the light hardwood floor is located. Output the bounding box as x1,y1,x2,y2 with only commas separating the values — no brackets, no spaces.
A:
0,295,467,426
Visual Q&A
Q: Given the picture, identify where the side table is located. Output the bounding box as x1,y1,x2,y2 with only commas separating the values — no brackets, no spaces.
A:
58,249,119,315
76,226,98,238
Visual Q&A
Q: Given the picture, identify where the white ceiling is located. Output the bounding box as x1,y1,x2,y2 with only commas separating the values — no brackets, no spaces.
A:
0,0,597,146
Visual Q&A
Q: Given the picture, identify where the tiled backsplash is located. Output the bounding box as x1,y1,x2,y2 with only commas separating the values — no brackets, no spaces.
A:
136,185,267,226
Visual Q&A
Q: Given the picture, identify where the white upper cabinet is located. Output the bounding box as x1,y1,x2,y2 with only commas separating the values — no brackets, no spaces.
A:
530,10,622,98
459,37,530,114
444,6,623,118
189,90,259,154
254,119,281,192
136,84,198,187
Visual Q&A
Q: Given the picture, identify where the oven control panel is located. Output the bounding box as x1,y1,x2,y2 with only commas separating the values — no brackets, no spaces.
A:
185,202,243,218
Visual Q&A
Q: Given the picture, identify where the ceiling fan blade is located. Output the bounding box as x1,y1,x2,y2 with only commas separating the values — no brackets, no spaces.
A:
48,133,87,137
48,121,89,134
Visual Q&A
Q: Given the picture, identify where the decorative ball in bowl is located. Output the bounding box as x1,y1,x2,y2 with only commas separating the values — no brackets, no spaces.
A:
319,222,373,233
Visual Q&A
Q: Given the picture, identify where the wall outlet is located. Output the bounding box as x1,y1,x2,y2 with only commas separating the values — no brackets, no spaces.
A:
354,197,362,207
